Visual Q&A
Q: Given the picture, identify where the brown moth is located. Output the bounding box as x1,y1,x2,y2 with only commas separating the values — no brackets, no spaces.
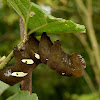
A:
0,32,86,86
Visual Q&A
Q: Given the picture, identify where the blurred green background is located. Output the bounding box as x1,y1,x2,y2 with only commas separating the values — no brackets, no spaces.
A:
0,0,100,100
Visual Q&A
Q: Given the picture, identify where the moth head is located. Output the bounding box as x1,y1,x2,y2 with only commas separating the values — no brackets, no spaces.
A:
71,53,86,77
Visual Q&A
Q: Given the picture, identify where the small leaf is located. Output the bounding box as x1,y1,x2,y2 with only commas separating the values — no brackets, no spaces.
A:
0,81,10,95
7,90,38,100
7,0,30,22
7,0,86,35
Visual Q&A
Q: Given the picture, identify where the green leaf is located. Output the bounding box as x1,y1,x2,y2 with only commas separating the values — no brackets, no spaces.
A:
0,81,10,95
77,93,100,100
7,0,86,35
7,0,30,22
7,90,38,100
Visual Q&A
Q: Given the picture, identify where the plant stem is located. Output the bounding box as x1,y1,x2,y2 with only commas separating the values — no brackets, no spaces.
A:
0,51,13,69
19,16,25,40
83,71,96,92
19,16,32,94
75,0,100,90
20,72,32,94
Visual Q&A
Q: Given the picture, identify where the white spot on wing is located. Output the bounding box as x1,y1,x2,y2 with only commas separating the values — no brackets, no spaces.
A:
62,58,67,62
34,53,40,59
11,72,28,77
62,72,65,75
46,59,48,61
4,69,11,76
22,59,34,64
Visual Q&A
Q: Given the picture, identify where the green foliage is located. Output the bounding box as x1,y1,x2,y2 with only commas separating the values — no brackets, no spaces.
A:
0,81,10,95
63,92,100,100
7,90,38,100
7,0,85,35
76,93,100,100
1,0,100,100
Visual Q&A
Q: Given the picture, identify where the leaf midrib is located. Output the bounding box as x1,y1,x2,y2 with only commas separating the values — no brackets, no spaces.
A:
28,20,72,35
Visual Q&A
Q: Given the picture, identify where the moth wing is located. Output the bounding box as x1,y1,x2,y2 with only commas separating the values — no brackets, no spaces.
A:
25,34,40,64
39,32,53,64
47,40,62,70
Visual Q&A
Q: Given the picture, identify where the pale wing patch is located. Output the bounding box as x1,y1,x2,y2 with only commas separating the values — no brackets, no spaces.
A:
11,72,28,77
34,53,40,59
46,59,48,61
21,59,34,64
4,69,11,76
62,72,65,75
